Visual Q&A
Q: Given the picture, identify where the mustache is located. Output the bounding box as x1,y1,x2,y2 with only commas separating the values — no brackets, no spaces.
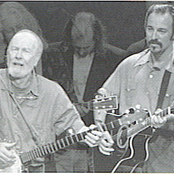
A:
148,39,162,47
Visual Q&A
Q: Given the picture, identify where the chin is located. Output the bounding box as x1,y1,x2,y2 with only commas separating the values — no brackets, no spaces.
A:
8,70,26,79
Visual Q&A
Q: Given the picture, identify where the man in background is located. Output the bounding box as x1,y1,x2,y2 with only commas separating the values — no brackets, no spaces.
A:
43,12,125,172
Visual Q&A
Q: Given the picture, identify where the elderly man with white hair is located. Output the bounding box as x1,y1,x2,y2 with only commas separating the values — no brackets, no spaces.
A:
0,29,114,173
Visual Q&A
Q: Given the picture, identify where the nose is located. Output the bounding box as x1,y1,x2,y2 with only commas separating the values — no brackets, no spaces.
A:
151,30,158,40
15,50,22,60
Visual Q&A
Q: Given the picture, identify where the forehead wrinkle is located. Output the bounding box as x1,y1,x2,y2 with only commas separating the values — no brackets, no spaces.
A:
8,32,38,54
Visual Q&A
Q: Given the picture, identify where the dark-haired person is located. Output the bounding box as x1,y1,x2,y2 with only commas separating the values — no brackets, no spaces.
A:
96,4,174,172
43,12,125,172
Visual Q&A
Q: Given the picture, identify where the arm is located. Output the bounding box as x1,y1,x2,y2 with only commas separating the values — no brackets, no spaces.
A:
53,84,114,155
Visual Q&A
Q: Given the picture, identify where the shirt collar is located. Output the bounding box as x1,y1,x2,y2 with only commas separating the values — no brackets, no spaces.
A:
74,52,94,60
133,49,151,67
27,71,39,97
2,69,39,98
134,42,174,73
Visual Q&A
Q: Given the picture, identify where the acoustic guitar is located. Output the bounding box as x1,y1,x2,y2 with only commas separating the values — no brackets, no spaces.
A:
112,105,174,173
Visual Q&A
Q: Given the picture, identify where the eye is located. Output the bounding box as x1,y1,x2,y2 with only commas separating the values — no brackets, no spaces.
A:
10,46,18,51
158,28,167,33
146,26,153,31
23,48,31,53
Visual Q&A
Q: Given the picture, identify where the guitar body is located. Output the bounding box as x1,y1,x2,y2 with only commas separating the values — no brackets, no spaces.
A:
93,143,123,172
113,128,153,173
93,112,151,173
93,114,138,172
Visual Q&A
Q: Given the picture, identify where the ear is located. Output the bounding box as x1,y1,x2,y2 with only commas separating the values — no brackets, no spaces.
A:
34,53,41,67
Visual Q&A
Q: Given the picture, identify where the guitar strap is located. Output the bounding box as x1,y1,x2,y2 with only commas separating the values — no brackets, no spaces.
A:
152,70,172,140
156,70,171,110
0,76,41,147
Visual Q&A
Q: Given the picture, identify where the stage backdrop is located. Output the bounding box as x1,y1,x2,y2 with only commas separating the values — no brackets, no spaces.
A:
17,1,146,50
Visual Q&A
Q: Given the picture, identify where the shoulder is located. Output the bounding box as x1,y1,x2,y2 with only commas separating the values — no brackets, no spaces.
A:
0,69,6,74
126,38,147,57
45,41,62,52
0,69,7,79
104,43,126,57
37,75,65,94
118,49,148,68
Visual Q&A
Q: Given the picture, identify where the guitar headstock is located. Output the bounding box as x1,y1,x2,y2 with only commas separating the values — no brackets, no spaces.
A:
92,96,118,110
120,105,149,126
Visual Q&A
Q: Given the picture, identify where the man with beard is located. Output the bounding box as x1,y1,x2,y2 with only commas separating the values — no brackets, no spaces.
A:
95,4,174,172
43,12,125,172
0,29,114,172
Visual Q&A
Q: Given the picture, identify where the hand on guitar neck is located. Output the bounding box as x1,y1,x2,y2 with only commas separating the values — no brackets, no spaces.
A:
151,107,174,129
80,125,115,156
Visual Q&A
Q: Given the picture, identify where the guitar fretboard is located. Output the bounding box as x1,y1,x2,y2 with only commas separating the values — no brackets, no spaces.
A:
157,106,174,117
20,118,120,164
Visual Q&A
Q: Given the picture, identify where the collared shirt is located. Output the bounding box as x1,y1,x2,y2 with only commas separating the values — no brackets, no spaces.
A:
0,69,85,152
103,45,174,172
73,53,94,102
103,48,174,114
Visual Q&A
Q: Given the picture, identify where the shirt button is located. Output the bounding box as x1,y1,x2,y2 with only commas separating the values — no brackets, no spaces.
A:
149,74,153,78
166,94,169,97
146,92,149,95
127,89,130,92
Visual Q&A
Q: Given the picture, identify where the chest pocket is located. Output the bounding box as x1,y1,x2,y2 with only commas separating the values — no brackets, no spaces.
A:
125,75,137,106
163,75,174,108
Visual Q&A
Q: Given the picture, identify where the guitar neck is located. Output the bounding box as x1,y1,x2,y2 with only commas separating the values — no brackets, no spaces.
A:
127,106,174,138
158,106,174,118
20,118,120,164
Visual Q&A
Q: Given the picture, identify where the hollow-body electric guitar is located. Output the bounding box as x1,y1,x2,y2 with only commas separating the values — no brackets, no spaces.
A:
113,106,174,173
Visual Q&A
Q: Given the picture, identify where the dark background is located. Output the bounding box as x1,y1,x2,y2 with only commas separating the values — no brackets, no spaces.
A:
6,1,148,50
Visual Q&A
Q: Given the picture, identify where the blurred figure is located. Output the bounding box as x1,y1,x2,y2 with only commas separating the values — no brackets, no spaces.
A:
43,12,125,172
0,2,47,75
0,22,6,68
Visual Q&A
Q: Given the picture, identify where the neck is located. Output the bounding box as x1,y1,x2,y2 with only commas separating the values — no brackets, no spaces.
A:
10,73,33,90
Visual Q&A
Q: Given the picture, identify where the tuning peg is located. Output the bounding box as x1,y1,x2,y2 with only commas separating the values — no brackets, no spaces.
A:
128,107,135,114
135,104,141,109
97,88,108,97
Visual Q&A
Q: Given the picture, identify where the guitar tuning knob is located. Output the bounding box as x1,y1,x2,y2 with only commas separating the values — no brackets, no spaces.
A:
135,104,141,110
129,107,135,114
